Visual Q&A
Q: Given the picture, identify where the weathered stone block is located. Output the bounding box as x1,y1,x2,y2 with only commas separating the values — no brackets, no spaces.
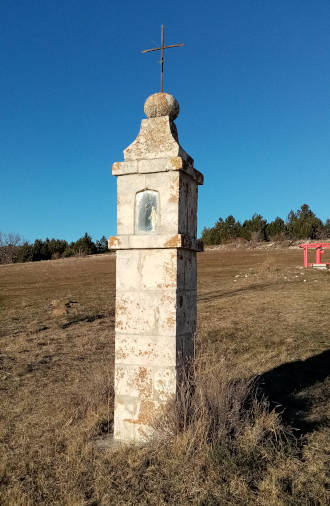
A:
114,396,158,441
115,364,153,398
115,333,176,366
177,249,197,289
115,290,177,336
176,290,197,336
116,249,177,291
153,366,177,402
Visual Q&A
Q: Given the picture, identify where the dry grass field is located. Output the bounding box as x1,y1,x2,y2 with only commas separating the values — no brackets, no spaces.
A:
0,249,329,505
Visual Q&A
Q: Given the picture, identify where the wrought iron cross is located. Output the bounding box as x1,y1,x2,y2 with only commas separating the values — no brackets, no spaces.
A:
142,25,184,92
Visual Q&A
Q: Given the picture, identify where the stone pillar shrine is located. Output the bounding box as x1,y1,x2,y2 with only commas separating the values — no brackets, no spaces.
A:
108,92,203,442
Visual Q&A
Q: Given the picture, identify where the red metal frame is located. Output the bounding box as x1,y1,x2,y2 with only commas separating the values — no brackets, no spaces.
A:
299,243,330,268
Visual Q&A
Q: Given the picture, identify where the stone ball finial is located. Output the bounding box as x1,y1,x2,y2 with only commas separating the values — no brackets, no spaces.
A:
144,92,179,121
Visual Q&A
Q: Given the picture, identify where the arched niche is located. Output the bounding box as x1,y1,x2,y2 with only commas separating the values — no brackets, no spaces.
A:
135,190,159,234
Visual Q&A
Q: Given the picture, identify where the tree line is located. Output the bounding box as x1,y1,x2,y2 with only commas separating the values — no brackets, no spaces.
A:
201,204,330,245
0,233,109,265
1,204,329,264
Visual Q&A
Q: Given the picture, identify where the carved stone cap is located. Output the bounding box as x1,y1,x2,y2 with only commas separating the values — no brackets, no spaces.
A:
124,115,191,161
123,93,190,162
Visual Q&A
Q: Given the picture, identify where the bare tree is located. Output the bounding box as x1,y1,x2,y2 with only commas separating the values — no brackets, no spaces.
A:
0,232,23,264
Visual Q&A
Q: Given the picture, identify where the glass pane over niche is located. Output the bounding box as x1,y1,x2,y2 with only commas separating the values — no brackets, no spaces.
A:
136,190,159,233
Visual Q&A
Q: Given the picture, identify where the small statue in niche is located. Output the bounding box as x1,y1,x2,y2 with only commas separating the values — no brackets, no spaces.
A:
136,190,159,233
150,206,157,231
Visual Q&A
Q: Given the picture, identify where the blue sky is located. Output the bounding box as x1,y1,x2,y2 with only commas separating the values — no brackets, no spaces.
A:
1,0,330,242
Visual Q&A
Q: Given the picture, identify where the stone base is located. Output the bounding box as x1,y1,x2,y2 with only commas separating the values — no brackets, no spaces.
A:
92,435,128,451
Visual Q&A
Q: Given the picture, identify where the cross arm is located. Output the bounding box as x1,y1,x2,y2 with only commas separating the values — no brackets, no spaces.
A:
141,43,184,54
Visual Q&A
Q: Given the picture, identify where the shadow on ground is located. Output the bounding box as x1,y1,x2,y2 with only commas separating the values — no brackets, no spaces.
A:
198,282,277,303
258,349,330,434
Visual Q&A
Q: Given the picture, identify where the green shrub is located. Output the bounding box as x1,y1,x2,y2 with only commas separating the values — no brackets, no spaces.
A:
96,235,108,253
71,233,96,256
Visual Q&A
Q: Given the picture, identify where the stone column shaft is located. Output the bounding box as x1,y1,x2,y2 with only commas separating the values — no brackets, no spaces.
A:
109,93,203,442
